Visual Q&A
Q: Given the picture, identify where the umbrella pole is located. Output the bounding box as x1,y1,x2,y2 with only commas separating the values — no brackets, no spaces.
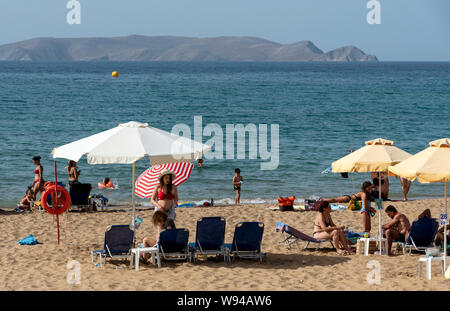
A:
379,172,383,255
444,181,448,270
132,162,136,229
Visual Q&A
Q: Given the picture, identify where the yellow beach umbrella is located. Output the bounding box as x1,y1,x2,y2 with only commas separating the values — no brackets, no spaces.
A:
332,138,412,173
332,138,412,255
389,138,450,270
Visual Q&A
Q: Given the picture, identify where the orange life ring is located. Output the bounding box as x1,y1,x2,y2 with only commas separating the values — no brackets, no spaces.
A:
44,181,54,189
41,185,71,215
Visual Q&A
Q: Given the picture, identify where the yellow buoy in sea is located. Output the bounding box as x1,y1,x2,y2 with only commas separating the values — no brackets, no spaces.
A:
112,71,119,78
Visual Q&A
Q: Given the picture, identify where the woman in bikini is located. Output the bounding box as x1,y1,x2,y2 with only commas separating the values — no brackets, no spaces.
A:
325,181,373,204
31,156,44,200
358,181,377,236
326,181,376,236
313,201,354,255
66,160,80,187
151,169,178,221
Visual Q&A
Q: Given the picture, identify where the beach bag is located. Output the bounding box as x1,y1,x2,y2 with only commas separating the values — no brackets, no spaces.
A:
348,199,361,211
278,196,296,211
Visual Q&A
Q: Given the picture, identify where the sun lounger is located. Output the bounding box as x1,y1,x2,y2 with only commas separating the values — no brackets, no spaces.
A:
69,183,93,211
158,228,191,262
189,217,228,262
276,222,334,250
394,218,439,254
224,222,265,263
90,224,135,268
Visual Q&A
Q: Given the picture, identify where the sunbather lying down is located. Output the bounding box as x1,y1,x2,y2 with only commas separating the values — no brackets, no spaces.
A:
325,181,373,203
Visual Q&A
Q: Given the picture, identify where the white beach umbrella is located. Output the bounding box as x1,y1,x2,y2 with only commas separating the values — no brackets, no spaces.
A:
51,121,211,225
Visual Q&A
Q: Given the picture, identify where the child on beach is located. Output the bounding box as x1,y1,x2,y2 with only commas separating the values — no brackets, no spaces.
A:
233,168,243,205
18,189,34,210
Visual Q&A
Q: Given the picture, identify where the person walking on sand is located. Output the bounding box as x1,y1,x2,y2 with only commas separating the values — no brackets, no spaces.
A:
151,169,178,220
382,205,411,256
233,168,243,205
313,201,354,255
31,156,44,200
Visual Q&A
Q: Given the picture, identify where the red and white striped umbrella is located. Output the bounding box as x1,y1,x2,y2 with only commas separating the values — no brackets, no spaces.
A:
135,162,194,199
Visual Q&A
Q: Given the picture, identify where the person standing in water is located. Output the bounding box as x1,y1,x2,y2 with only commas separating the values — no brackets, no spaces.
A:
233,168,243,205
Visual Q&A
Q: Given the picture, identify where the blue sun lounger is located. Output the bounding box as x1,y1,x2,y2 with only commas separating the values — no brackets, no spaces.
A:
394,218,439,254
158,228,191,262
189,217,228,262
91,225,135,268
276,222,334,250
225,222,265,263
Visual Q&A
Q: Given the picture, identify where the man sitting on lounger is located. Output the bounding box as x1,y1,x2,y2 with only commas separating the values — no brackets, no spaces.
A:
382,205,411,256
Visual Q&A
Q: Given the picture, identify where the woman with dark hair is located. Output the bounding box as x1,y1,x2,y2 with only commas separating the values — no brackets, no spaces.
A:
313,201,354,255
141,210,176,262
66,160,80,187
359,181,377,236
31,156,44,200
151,169,178,221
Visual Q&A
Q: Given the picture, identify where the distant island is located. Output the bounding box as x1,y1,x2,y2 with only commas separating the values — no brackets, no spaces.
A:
0,35,378,62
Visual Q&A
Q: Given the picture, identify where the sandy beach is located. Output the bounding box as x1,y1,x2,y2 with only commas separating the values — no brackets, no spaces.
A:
1,198,449,291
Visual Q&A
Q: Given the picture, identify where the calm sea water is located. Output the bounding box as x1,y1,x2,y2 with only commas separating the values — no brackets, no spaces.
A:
0,61,449,208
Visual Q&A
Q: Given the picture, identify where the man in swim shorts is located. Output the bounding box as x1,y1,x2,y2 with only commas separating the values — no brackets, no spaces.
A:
382,205,411,256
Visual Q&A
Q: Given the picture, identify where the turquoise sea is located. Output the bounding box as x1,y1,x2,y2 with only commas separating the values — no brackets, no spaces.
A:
0,61,449,208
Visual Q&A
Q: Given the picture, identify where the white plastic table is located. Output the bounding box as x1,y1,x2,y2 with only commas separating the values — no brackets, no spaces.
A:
358,237,388,256
131,247,161,270
418,256,449,280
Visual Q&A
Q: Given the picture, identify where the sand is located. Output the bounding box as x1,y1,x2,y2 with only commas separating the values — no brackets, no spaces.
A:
0,199,449,291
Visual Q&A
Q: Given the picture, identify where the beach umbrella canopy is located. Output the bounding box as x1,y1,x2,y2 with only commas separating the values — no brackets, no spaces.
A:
51,121,210,165
389,138,450,269
331,138,412,255
135,162,194,199
51,121,211,226
332,138,412,173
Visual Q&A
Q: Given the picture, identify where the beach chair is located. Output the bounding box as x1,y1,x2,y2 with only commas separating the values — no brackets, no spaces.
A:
69,183,93,211
158,228,191,262
90,225,135,268
224,222,265,263
189,217,228,262
394,218,439,255
276,222,334,251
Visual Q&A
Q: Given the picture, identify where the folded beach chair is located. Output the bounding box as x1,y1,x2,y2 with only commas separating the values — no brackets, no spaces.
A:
394,218,439,255
276,222,334,250
189,217,228,262
225,222,265,263
69,183,93,211
158,228,191,262
90,225,135,268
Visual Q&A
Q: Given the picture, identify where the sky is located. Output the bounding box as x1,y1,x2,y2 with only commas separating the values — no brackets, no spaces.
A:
0,0,449,61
